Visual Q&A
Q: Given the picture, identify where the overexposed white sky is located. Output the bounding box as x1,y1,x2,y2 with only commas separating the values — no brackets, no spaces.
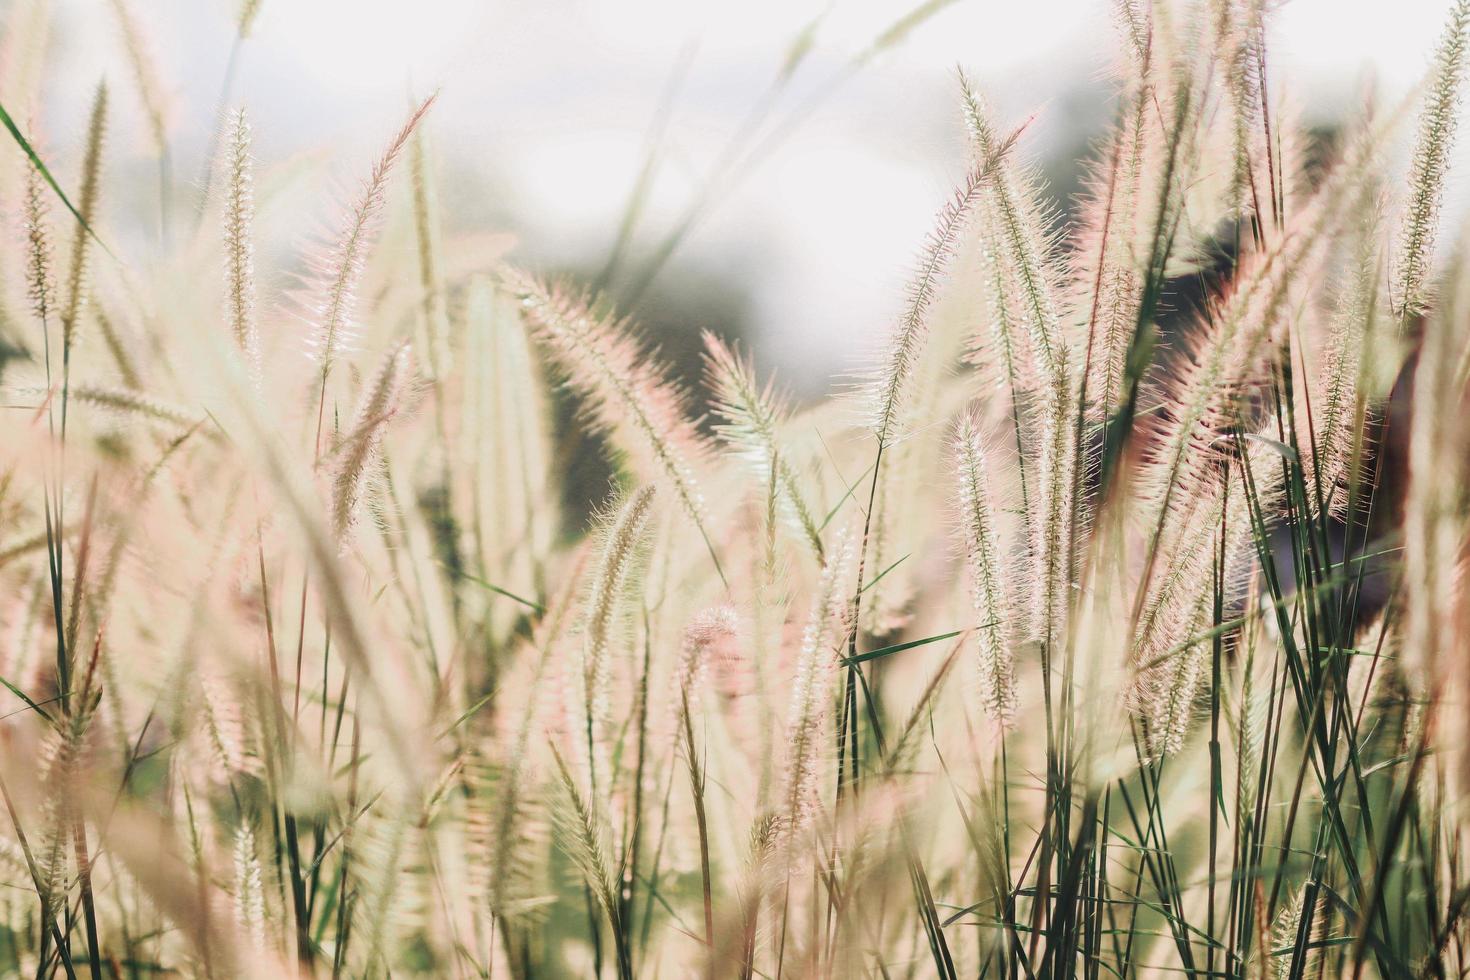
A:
33,0,1469,389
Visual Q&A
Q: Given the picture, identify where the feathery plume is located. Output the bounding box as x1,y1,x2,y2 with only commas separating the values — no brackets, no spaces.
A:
1307,191,1383,514
1270,888,1332,979
857,76,1030,637
1135,599,1213,757
232,822,266,949
16,382,204,431
953,413,1015,725
200,670,254,781
503,270,724,582
582,486,657,721
1233,609,1272,827
409,125,448,384
221,107,259,382
36,736,72,906
704,333,823,561
304,95,435,381
1402,239,1470,686
23,155,55,325
736,813,780,973
869,75,1022,447
1394,0,1470,319
1139,131,1379,538
1071,126,1145,423
1210,0,1268,221
1133,432,1285,756
1113,0,1150,67
329,341,412,542
959,73,1066,384
780,529,852,841
574,485,657,798
60,82,108,353
37,715,88,908
1069,4,1171,424
237,0,262,37
972,198,1035,401
549,745,631,977
673,605,739,715
550,744,616,909
960,73,1077,642
1030,392,1079,644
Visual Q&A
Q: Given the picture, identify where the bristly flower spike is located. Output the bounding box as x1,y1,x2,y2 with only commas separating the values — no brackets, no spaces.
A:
952,412,1015,725
222,107,259,385
304,95,436,384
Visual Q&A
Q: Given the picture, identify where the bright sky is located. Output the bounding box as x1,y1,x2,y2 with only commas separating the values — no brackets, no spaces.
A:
41,0,1468,388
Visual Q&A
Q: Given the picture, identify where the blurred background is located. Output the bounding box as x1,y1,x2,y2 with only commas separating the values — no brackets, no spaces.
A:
20,0,1465,397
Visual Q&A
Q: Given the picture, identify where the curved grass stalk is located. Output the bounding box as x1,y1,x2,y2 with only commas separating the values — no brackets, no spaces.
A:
704,333,824,563
504,270,725,586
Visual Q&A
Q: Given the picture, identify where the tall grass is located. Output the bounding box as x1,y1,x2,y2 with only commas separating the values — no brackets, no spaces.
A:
0,0,1469,976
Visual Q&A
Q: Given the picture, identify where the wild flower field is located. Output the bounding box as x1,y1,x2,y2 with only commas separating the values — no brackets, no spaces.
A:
1,0,1469,976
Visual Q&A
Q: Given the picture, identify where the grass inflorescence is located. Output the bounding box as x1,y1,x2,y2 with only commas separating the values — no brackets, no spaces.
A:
0,0,1469,977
